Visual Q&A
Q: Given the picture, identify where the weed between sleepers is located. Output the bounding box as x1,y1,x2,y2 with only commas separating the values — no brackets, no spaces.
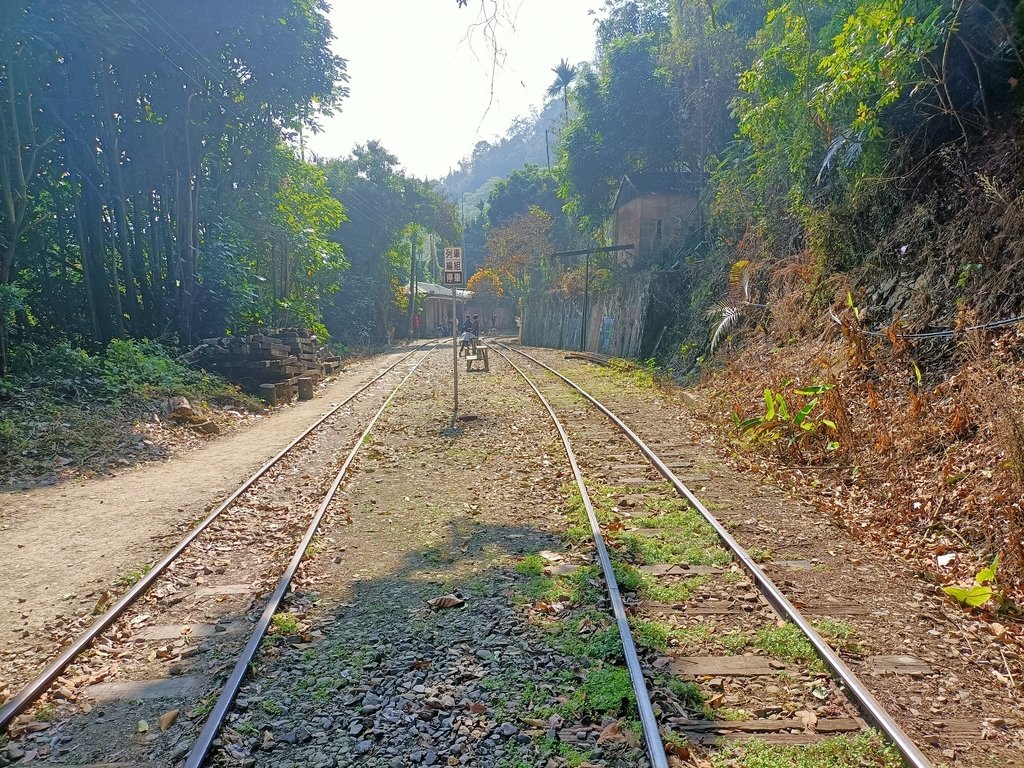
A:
707,730,902,768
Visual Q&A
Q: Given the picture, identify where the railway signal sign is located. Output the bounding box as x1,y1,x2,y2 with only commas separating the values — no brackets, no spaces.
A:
443,247,463,285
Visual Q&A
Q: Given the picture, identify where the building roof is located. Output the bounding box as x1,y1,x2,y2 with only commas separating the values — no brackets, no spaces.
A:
404,281,473,300
612,171,694,211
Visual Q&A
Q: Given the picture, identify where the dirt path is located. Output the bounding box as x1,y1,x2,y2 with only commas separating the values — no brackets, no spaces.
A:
0,348,417,666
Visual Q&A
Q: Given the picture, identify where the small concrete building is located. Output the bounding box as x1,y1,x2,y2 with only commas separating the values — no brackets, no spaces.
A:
405,281,474,337
611,172,699,266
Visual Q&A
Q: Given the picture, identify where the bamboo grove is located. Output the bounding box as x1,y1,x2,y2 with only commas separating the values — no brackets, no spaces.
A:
0,0,350,377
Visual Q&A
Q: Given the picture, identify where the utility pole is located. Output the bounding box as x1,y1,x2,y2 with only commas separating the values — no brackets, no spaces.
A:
407,227,418,339
549,245,636,353
580,251,589,352
429,233,437,282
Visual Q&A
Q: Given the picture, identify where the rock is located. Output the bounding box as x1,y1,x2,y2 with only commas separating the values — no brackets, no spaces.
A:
355,740,373,755
5,744,25,761
423,750,438,765
190,420,220,435
498,723,517,738
164,396,194,421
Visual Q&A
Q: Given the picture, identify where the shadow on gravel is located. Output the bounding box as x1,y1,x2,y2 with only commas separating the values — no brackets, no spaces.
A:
202,518,647,768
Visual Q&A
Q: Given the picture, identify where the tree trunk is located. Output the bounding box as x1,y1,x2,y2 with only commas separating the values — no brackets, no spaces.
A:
72,189,103,342
102,67,139,336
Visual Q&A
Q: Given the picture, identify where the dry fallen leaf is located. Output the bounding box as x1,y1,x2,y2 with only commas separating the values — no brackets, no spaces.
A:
159,709,179,732
426,594,465,609
795,710,818,730
468,702,488,714
597,720,627,744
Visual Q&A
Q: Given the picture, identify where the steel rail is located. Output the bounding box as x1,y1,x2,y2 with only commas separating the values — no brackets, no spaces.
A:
499,342,933,768
490,346,670,768
185,344,436,767
0,343,431,732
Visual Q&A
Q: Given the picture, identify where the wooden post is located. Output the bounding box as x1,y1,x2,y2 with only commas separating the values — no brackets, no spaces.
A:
259,383,278,405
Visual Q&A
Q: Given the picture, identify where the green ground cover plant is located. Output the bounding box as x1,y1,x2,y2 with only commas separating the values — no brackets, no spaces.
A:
0,340,255,481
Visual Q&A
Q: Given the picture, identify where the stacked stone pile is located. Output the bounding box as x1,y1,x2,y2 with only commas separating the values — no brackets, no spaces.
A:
194,329,342,404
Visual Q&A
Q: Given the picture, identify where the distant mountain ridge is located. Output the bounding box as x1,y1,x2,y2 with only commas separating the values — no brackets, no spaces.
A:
437,99,567,201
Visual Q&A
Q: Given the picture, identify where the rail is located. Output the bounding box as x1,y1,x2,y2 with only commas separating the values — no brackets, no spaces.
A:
496,341,933,768
0,342,433,733
185,344,436,766
491,345,670,768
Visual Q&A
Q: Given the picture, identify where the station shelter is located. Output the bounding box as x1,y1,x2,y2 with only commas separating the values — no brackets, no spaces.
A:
404,281,474,338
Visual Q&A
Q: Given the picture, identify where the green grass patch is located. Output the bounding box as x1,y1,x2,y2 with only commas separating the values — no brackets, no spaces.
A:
754,623,825,671
615,531,732,567
611,561,646,591
116,563,152,587
516,553,546,576
665,677,707,710
710,730,902,768
628,617,671,651
714,707,750,721
583,626,624,661
270,612,300,636
814,618,862,653
260,698,284,716
562,666,637,718
670,621,715,651
721,631,749,652
642,575,707,604
630,508,707,531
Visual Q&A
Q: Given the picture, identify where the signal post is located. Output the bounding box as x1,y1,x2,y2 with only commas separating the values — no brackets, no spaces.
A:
443,247,464,426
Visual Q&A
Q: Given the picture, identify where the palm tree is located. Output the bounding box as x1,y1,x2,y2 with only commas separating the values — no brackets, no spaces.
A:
547,58,578,113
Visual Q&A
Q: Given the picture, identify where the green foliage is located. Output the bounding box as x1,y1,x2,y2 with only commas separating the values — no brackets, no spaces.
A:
710,730,902,768
1,0,349,352
556,34,684,228
943,557,1000,609
516,553,546,577
322,142,458,348
732,382,840,455
567,666,637,717
0,340,252,480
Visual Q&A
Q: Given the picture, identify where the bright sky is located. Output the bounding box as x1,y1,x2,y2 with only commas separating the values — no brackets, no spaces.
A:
308,0,599,180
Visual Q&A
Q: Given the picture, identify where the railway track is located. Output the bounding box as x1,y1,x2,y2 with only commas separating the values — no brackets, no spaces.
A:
0,339,960,767
0,343,437,766
492,342,932,768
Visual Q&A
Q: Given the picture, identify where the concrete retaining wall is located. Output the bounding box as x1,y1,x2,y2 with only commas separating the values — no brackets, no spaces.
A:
522,273,655,358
